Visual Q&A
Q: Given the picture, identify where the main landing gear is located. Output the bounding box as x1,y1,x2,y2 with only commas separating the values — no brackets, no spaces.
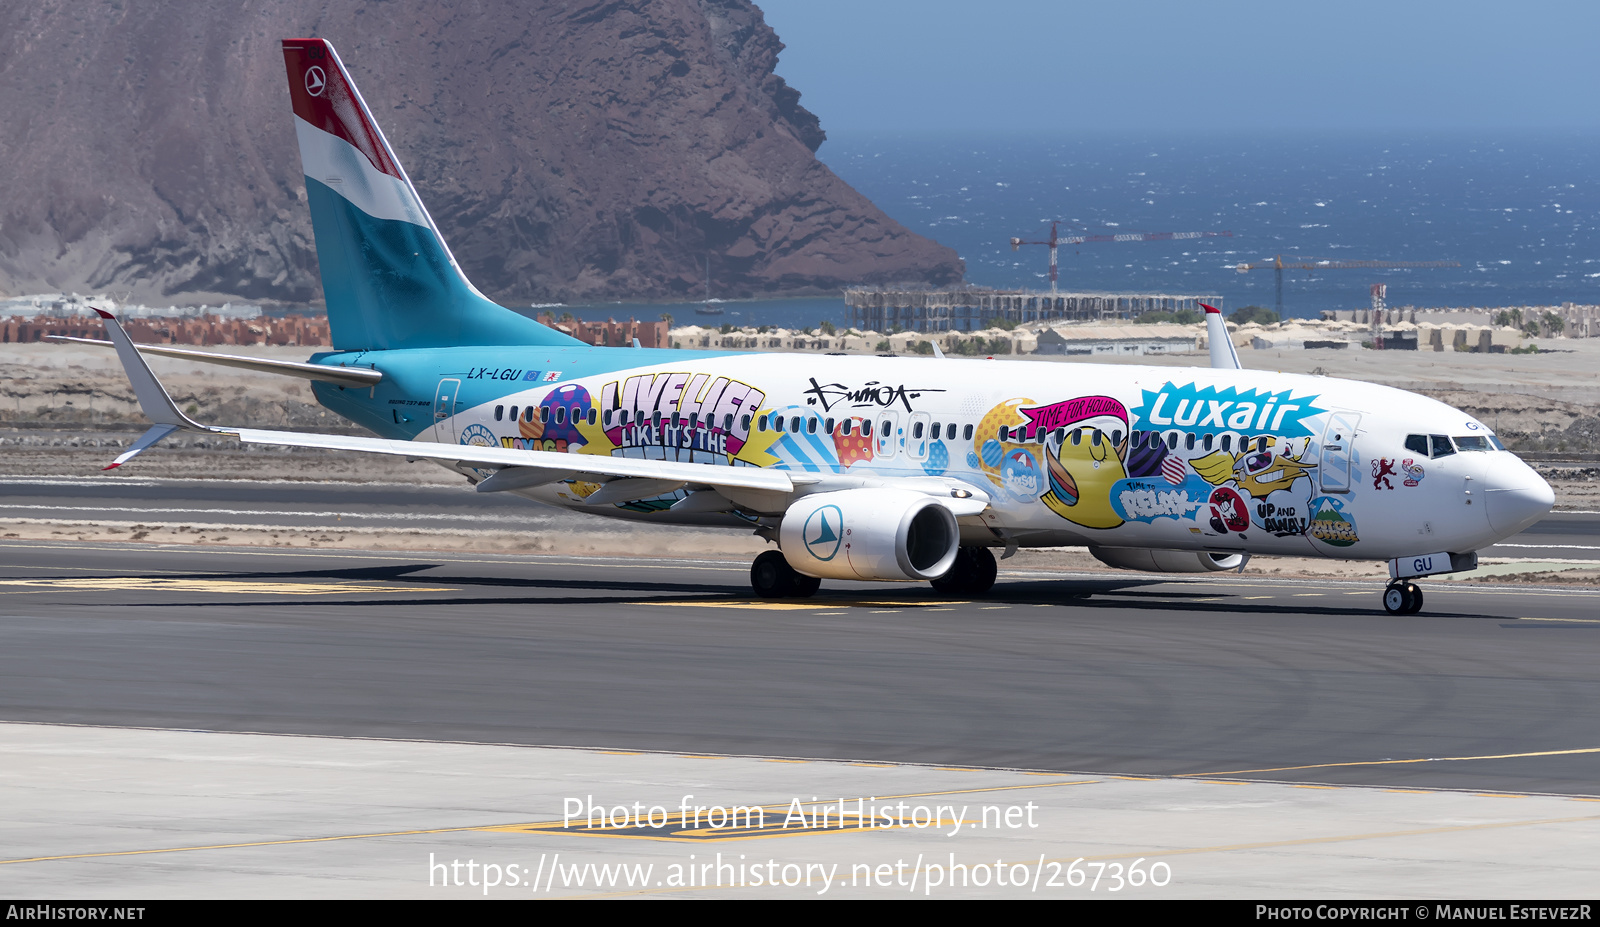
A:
751,550,821,599
931,546,998,597
1382,580,1424,615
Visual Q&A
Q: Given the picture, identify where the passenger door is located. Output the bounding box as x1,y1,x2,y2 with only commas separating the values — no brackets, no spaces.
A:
1318,412,1360,493
433,378,462,443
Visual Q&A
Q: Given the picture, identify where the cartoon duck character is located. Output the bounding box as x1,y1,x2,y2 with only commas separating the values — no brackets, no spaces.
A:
1040,425,1128,529
1189,438,1316,498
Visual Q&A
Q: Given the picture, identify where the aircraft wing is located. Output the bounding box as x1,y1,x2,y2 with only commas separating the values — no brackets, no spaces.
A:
87,308,990,515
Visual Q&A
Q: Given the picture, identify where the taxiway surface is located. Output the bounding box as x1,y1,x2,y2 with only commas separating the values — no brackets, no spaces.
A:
6,475,1596,559
1,539,1597,796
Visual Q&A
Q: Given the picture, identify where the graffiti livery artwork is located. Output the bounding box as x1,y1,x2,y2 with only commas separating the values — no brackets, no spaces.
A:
972,381,1331,544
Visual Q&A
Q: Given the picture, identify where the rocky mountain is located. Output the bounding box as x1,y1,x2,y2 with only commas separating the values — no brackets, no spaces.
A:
0,0,963,305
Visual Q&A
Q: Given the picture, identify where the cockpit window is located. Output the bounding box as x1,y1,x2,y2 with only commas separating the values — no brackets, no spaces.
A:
1430,435,1456,458
1489,435,1506,451
1453,435,1490,451
1404,434,1429,457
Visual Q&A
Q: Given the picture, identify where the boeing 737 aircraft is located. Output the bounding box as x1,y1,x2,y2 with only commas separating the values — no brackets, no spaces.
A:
82,38,1555,613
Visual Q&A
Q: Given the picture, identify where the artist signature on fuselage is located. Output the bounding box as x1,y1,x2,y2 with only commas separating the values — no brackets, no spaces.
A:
802,377,945,413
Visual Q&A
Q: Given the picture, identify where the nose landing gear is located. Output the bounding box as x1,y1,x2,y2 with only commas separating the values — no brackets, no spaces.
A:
1382,580,1424,615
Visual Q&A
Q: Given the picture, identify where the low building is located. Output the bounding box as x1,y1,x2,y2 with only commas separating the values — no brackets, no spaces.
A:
1035,323,1201,356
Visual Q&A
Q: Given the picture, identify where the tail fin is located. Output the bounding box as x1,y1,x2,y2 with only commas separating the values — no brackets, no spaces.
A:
281,39,579,351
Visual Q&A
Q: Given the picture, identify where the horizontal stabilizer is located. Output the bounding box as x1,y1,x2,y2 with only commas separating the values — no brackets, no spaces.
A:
48,336,383,387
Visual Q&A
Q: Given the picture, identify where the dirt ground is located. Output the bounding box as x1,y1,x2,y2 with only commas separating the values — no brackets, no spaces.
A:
2,340,1595,584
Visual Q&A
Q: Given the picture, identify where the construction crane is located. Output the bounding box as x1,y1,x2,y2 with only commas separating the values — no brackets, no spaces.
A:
1010,221,1233,294
1235,255,1461,315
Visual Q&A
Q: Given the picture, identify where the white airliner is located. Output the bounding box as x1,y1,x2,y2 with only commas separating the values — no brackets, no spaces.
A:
82,39,1554,614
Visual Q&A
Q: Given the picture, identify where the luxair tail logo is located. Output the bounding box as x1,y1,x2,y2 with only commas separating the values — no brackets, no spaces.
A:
1130,383,1324,438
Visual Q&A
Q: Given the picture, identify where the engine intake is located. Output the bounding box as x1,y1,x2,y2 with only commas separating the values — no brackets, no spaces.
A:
1090,547,1245,573
780,489,960,582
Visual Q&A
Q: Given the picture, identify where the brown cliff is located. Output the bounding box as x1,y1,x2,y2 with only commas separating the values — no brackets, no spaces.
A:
0,0,963,306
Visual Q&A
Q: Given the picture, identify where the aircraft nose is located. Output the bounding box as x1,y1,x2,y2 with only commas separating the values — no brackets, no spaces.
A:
1483,455,1555,537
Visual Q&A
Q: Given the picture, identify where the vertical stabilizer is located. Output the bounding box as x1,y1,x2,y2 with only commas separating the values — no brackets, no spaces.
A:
282,39,579,351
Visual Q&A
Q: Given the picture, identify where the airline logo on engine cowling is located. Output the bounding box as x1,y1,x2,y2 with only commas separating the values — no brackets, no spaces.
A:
803,505,844,561
305,66,326,97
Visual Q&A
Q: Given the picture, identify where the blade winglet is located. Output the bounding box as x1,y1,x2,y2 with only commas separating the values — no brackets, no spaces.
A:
92,309,211,430
1201,303,1242,370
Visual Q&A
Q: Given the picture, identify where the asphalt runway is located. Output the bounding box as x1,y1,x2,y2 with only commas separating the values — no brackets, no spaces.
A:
2,538,1598,797
5,475,1597,558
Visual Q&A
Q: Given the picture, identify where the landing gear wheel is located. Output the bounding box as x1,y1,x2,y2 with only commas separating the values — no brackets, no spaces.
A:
751,550,798,599
931,547,998,597
968,546,998,595
791,573,821,598
1383,581,1416,615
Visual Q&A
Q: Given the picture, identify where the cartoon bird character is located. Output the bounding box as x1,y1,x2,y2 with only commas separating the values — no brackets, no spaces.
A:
1190,439,1317,499
1040,426,1128,529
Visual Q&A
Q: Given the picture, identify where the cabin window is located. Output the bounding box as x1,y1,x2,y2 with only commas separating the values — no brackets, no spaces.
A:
1092,429,1104,446
540,406,550,423
688,413,699,429
507,405,518,422
555,406,566,425
998,426,1009,441
863,420,874,438
1051,428,1064,445
963,424,974,441
1220,434,1232,452
1070,428,1082,446
652,411,662,429
722,413,732,431
1111,429,1122,446
1202,433,1213,451
1454,435,1490,452
757,414,768,432
1167,432,1179,450
522,407,534,423
825,417,836,434
1430,434,1455,458
603,409,613,427
806,417,817,434
589,409,597,426
913,421,924,439
1185,433,1196,451
494,405,504,421
670,412,681,428
841,419,853,436
1405,434,1429,457
791,417,802,434
773,415,785,432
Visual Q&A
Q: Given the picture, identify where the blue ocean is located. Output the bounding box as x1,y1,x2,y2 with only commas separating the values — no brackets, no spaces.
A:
546,130,1600,330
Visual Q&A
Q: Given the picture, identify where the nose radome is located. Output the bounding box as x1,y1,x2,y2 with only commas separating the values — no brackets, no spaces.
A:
1484,455,1555,537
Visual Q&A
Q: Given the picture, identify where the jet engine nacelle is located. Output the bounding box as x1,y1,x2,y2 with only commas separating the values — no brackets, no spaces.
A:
1090,547,1245,573
780,489,960,582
